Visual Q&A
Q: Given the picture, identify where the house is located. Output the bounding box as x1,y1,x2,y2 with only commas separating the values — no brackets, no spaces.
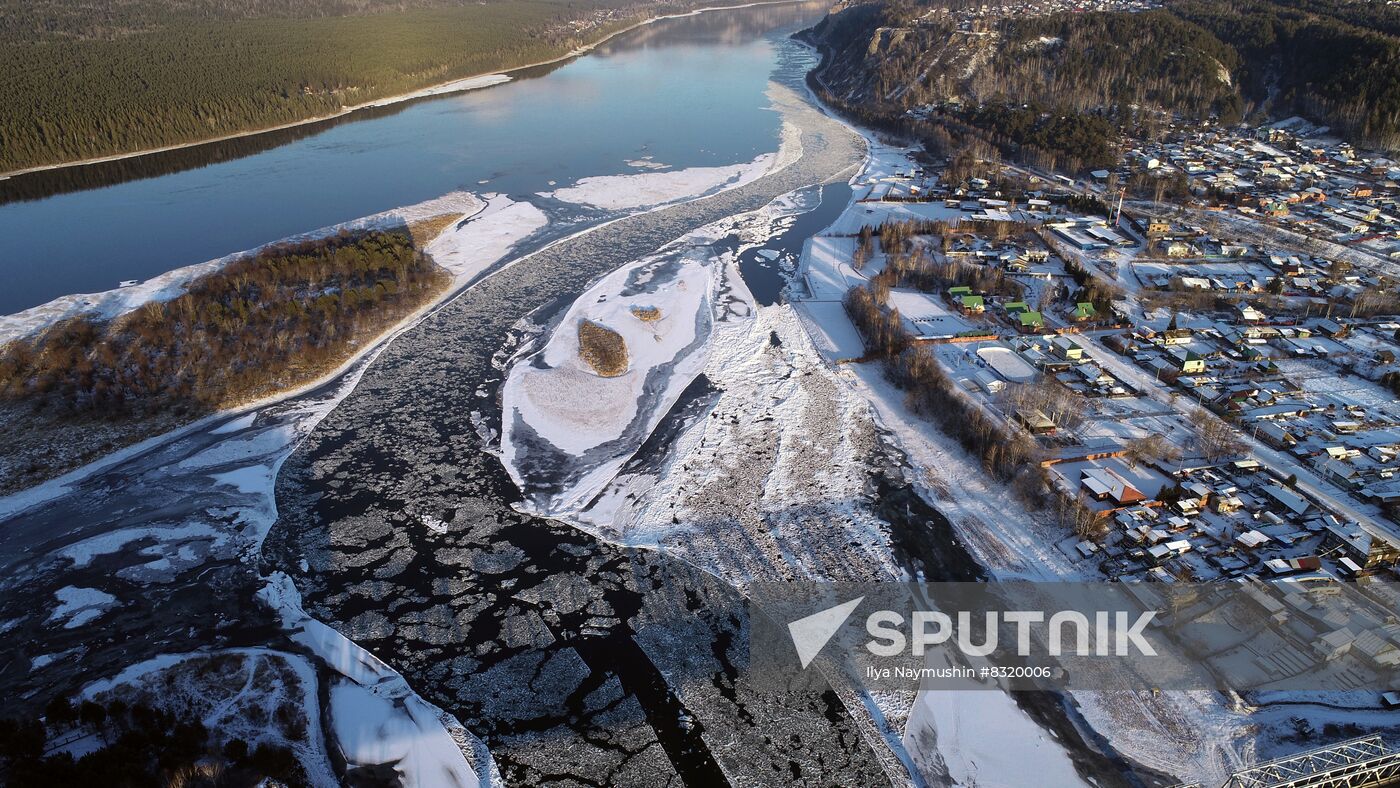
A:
959,294,986,313
1254,421,1297,449
1162,328,1194,346
1323,522,1400,569
1316,318,1347,337
1147,540,1192,563
1081,468,1147,506
1262,485,1311,518
1168,347,1205,374
1016,409,1057,435
1238,304,1267,323
1018,311,1045,333
1315,629,1353,661
1353,630,1400,669
1071,302,1097,322
1052,336,1083,361
1235,530,1271,549
1162,240,1193,258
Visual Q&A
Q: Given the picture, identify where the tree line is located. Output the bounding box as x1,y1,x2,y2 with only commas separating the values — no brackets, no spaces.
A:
807,0,1400,170
0,0,692,171
0,696,302,786
0,228,448,418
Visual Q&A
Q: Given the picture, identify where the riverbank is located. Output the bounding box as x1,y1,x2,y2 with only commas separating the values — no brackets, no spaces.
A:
0,0,801,181
256,53,883,783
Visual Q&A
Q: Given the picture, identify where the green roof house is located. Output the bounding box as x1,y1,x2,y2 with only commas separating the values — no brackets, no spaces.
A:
1003,301,1029,314
1018,310,1044,332
959,294,985,313
1071,302,1097,321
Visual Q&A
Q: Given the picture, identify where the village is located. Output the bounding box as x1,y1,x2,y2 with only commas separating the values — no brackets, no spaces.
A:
792,120,1400,699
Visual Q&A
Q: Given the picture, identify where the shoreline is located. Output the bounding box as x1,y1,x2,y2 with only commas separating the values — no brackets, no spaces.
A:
0,0,802,181
0,128,800,517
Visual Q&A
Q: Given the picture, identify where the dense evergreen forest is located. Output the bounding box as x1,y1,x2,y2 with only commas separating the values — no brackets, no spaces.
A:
0,0,693,172
1172,0,1400,149
806,0,1400,171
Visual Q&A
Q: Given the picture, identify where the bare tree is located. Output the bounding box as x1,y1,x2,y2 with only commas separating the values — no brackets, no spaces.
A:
1192,407,1245,460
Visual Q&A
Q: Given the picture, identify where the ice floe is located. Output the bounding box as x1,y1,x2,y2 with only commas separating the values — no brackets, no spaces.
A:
545,154,776,211
47,586,118,629
425,194,549,284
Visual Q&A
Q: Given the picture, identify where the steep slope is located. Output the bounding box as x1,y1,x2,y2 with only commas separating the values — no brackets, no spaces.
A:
807,0,1400,159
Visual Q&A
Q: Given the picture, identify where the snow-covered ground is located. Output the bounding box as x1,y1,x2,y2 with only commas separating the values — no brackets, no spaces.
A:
546,154,777,211
783,129,1268,786
425,195,549,285
500,188,820,517
259,573,495,787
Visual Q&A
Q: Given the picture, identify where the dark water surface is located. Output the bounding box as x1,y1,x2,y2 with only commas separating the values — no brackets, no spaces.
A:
0,1,829,314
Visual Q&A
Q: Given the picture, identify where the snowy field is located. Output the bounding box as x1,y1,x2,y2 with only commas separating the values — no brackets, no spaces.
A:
824,199,966,236
886,289,976,338
975,343,1039,382
793,300,866,360
803,236,869,300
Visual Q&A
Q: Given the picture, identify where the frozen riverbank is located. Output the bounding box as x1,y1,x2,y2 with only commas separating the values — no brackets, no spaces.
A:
259,52,885,784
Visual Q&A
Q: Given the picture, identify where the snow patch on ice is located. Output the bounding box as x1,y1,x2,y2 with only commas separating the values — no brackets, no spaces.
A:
545,154,777,211
58,521,226,569
259,573,489,787
425,194,549,285
47,586,118,630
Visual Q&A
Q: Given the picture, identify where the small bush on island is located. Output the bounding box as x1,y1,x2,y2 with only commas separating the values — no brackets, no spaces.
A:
577,319,629,377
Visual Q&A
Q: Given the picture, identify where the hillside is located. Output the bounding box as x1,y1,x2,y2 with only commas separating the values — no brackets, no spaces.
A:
0,0,697,173
805,0,1400,170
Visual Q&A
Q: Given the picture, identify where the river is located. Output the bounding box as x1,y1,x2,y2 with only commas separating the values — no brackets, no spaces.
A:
0,3,1153,785
0,3,900,784
0,1,827,315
